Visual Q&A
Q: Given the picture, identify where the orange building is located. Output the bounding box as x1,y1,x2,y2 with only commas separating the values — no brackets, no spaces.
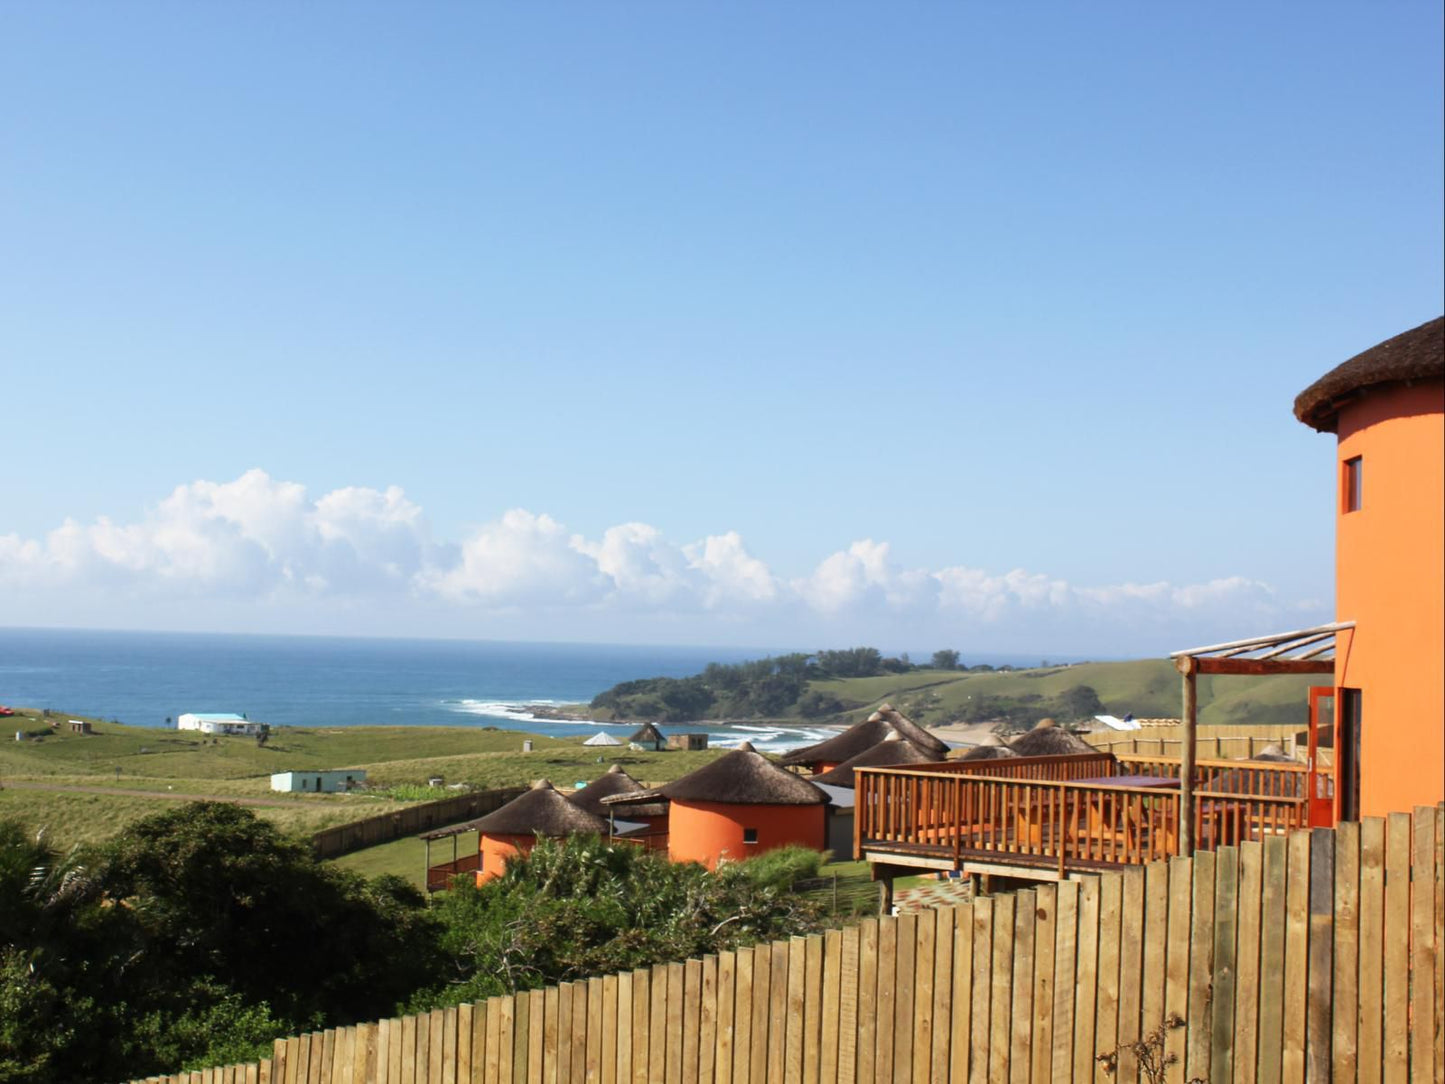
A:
659,742,828,869
1294,315,1444,819
463,779,609,883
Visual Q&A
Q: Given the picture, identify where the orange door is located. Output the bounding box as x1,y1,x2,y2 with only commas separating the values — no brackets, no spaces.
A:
1306,687,1336,827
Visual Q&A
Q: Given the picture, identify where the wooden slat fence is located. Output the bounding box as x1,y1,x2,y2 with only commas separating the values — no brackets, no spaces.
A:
128,804,1444,1083
309,787,526,859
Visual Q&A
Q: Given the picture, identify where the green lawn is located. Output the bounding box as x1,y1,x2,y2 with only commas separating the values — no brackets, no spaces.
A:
0,786,395,849
330,833,455,891
0,708,737,849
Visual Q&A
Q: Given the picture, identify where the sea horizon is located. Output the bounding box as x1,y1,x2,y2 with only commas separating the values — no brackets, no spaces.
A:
0,626,1098,752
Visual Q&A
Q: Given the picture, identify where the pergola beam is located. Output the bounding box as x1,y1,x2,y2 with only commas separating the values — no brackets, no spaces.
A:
1189,657,1335,676
1168,621,1353,660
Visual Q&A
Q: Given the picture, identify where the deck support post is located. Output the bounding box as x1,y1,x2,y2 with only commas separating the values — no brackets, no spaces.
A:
1177,656,1198,856
424,837,432,899
879,876,894,915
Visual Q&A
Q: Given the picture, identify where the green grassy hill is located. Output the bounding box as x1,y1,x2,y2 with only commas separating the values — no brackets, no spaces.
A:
810,659,1318,730
582,657,1321,733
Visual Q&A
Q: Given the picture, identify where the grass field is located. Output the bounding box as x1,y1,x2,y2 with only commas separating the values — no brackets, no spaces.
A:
0,708,733,848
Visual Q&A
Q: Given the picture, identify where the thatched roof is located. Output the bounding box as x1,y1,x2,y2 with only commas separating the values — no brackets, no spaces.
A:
661,742,828,806
1008,718,1095,757
628,723,666,744
811,736,940,788
1249,744,1298,763
464,779,610,837
599,790,671,818
870,704,950,756
1294,315,1444,433
780,703,947,766
568,764,647,817
954,743,1021,761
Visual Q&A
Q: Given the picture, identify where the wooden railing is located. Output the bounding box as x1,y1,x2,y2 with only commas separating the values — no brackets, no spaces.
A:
855,766,1310,873
425,852,481,892
917,751,1118,780
1115,753,1311,796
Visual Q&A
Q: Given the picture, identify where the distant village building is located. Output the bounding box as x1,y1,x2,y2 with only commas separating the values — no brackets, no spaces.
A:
582,731,623,747
270,770,365,793
68,719,92,735
462,779,609,883
666,733,709,751
627,723,667,751
178,712,266,736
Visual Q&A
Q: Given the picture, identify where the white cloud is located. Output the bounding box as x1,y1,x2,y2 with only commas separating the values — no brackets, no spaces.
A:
425,509,604,606
0,469,1326,649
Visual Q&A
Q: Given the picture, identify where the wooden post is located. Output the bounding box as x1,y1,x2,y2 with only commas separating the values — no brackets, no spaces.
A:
424,837,432,897
1178,657,1198,856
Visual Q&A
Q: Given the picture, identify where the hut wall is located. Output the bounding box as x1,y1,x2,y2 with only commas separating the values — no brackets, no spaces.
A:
477,832,532,884
1334,380,1445,818
666,800,825,869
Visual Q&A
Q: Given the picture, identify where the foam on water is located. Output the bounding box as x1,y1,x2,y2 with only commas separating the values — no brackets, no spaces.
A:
446,699,838,753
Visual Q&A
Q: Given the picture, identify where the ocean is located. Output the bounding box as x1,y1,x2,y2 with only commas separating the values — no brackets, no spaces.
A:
0,628,1062,752
0,628,838,751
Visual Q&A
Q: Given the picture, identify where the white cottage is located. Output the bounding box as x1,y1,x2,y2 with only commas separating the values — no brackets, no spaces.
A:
178,712,266,736
270,769,366,793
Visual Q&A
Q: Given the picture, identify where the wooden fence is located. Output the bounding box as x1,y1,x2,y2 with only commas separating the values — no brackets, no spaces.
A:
129,805,1443,1083
309,788,525,860
1082,725,1327,765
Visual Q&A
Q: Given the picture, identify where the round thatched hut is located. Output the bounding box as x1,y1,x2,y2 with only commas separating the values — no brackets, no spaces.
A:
810,733,939,789
661,742,828,869
569,764,669,850
464,779,609,883
1007,718,1095,758
781,704,948,773
1295,315,1443,818
627,723,667,751
954,743,1020,762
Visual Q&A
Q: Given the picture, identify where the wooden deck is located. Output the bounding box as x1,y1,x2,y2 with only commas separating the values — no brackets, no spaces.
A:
854,753,1318,878
425,851,481,892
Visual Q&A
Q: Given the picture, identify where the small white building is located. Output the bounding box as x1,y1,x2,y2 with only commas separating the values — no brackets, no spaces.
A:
178,712,266,736
270,769,366,793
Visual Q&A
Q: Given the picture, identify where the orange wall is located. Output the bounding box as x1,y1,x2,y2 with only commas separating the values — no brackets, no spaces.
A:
667,800,826,869
1334,379,1445,818
475,832,533,884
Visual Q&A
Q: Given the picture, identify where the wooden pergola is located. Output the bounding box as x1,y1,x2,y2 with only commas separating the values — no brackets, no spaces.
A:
1169,620,1352,852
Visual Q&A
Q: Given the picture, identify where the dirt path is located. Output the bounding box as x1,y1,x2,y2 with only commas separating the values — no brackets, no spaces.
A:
0,780,301,807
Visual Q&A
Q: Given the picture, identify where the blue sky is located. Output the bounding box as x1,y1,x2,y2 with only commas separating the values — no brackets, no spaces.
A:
2,4,1441,655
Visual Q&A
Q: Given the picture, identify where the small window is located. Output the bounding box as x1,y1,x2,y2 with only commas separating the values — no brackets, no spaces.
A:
742,828,758,844
1343,456,1362,512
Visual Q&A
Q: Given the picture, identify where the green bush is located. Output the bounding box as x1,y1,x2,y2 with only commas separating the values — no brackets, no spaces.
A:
417,835,826,1008
737,845,825,890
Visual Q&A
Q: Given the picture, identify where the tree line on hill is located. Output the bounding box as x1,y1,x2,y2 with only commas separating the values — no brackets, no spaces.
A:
589,646,1020,722
0,803,827,1083
588,647,1094,724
